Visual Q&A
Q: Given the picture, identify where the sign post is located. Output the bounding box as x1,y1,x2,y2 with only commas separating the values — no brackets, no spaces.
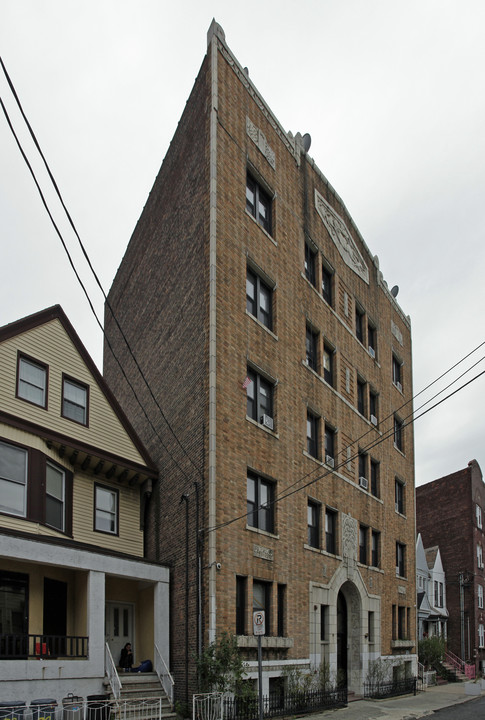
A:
253,611,265,720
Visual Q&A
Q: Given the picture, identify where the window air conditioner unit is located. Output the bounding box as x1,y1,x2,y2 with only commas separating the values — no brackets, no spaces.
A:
325,455,335,468
396,381,402,392
260,414,274,430
359,476,368,490
370,414,378,426
368,346,375,359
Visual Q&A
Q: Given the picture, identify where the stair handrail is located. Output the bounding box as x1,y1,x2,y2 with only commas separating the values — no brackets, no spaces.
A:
445,649,476,679
105,642,122,700
155,642,174,706
417,661,426,688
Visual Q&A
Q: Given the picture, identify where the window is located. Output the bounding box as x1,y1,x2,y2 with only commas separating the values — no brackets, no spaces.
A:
439,582,444,608
305,242,317,286
370,459,379,497
246,267,273,330
94,484,118,534
357,378,366,415
246,368,274,428
395,478,405,514
394,416,404,451
479,585,484,610
477,544,483,569
323,343,334,386
321,263,333,305
325,426,335,465
355,307,364,344
396,542,406,577
253,580,271,634
62,377,88,425
305,325,318,371
277,584,286,637
246,173,272,233
479,624,485,649
359,525,368,564
371,531,380,567
392,355,402,390
247,471,275,533
369,390,378,426
320,605,328,641
434,581,439,607
368,611,375,643
398,606,407,640
368,323,377,358
0,440,27,517
358,453,368,488
17,355,47,408
307,500,320,548
325,508,337,554
307,412,320,460
477,504,483,529
236,576,247,635
46,462,65,532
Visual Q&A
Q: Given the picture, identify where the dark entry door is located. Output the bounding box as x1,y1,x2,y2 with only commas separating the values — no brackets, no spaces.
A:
43,578,67,656
0,570,29,658
336,591,348,687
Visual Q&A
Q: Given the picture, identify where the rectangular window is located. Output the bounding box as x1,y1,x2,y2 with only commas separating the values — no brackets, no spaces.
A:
370,459,379,497
325,508,337,555
46,462,65,532
247,471,275,533
479,624,485,649
392,604,397,640
392,355,402,390
355,307,364,343
395,479,405,514
396,542,406,577
369,391,378,426
477,504,483,529
305,325,318,371
236,576,247,635
307,499,320,548
323,343,334,386
94,484,118,534
434,580,439,607
358,452,367,487
325,426,335,465
307,412,320,460
277,584,285,637
305,243,317,287
479,585,484,610
0,440,28,517
320,605,328,641
477,544,483,569
321,263,332,305
394,416,404,451
368,611,375,643
357,378,366,415
398,606,406,640
368,323,377,358
246,267,273,330
17,355,47,408
253,580,271,635
439,582,444,608
62,377,88,425
359,525,368,564
246,173,272,233
371,531,380,567
246,368,274,429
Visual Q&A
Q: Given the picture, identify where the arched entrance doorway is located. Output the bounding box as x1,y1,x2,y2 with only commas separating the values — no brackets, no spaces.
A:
336,590,347,687
336,581,362,691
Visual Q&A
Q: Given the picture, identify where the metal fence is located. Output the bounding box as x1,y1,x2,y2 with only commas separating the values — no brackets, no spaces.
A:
223,688,347,720
0,697,165,720
363,677,417,699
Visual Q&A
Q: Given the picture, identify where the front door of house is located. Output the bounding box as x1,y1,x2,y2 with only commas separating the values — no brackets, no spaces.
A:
105,602,134,667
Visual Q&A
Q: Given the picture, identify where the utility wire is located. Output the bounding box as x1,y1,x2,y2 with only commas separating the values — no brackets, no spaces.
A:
0,56,203,483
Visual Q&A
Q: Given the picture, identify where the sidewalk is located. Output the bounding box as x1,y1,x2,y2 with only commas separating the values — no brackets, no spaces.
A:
312,682,484,720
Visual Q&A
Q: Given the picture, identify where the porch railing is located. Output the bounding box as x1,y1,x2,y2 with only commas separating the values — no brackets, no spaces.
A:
154,643,174,706
105,642,122,700
0,633,88,659
445,649,476,679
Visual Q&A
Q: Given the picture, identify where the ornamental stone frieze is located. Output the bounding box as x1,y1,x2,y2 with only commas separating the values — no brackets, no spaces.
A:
246,117,276,169
314,189,369,284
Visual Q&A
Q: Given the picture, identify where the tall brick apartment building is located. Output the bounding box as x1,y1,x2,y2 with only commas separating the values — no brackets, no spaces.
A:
104,21,416,700
416,460,485,672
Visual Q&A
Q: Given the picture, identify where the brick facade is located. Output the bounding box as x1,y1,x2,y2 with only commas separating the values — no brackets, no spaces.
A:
104,21,416,701
416,460,485,671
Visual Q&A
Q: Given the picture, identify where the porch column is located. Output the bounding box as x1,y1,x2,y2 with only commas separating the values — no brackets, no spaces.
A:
154,579,170,660
88,570,105,676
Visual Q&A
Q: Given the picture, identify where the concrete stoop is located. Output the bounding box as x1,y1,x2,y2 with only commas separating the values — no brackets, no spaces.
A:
105,672,176,720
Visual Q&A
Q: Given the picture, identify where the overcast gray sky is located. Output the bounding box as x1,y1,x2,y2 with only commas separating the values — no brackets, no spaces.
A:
1,0,484,487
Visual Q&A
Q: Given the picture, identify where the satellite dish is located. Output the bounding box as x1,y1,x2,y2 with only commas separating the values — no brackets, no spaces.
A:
302,133,312,152
391,285,399,298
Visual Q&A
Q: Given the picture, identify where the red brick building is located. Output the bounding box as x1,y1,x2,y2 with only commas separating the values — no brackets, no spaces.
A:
416,460,485,672
104,20,416,701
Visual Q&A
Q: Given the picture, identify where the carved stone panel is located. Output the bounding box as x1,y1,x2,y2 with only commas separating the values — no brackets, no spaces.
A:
342,514,358,561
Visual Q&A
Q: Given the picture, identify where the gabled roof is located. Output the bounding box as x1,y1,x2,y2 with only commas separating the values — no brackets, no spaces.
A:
0,305,157,482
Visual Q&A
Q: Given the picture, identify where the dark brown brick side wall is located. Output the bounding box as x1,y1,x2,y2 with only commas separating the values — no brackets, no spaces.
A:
104,54,211,703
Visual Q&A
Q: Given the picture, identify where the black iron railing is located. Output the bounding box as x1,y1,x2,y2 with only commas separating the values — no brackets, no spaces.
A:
223,687,347,720
0,634,88,659
364,677,417,699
